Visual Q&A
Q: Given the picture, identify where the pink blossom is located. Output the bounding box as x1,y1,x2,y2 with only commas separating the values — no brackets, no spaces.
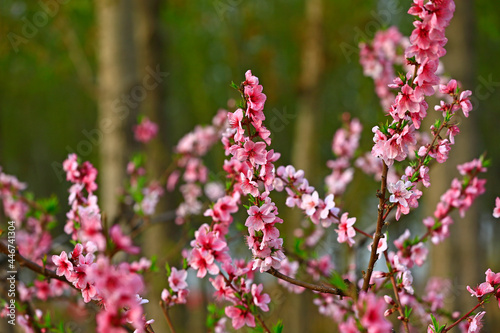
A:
110,225,140,255
225,305,255,330
300,191,319,216
168,267,188,292
228,108,245,142
468,311,486,333
336,212,356,247
486,268,500,286
338,316,361,333
245,204,276,231
52,251,74,280
459,90,473,117
388,179,413,208
236,140,267,166
189,248,219,278
357,292,393,333
467,282,494,298
251,284,271,312
439,79,458,95
134,117,158,143
493,197,500,218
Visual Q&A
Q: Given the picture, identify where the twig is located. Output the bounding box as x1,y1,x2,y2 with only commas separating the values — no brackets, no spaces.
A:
255,313,271,333
267,267,354,297
362,162,389,292
384,252,410,333
160,300,177,333
0,241,65,282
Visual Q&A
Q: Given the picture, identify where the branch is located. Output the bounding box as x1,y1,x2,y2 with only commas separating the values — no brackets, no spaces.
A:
0,241,65,282
160,300,177,333
362,162,389,291
267,267,354,297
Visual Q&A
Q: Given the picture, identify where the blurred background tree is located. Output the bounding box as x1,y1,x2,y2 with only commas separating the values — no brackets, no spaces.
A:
1,0,499,331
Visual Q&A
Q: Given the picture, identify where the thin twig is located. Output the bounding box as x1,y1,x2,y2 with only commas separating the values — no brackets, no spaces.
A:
255,313,271,333
384,253,410,333
267,267,354,297
160,301,177,333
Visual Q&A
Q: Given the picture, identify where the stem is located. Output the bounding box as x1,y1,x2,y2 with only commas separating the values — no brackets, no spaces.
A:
267,267,354,297
384,252,410,333
255,314,271,333
353,226,373,239
362,163,389,292
0,241,65,282
160,301,177,333
442,300,485,332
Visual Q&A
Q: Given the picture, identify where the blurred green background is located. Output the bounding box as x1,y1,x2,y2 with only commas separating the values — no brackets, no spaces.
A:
1,0,500,332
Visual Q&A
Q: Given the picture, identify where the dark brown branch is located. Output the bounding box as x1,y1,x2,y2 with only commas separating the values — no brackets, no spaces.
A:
362,162,389,291
0,241,65,282
267,267,354,297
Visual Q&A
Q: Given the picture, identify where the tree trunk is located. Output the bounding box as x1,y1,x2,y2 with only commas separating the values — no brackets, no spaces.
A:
286,0,325,332
133,1,175,332
95,0,138,223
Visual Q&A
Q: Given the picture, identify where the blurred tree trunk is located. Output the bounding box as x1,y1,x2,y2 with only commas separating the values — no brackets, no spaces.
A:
133,1,178,332
286,0,325,332
429,0,482,314
95,0,137,223
292,0,323,181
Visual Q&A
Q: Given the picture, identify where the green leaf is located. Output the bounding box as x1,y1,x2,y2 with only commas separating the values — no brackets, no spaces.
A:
430,314,440,332
293,238,306,257
273,320,284,333
150,255,158,272
165,262,171,277
230,81,239,90
329,271,347,290
404,305,412,318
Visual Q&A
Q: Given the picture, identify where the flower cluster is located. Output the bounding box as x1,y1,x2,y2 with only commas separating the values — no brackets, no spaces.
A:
325,114,362,196
62,154,106,250
371,0,471,168
168,109,228,224
423,158,487,244
52,242,151,332
220,70,287,272
161,267,189,307
0,169,28,223
359,26,410,109
275,165,341,228
133,116,158,143
209,262,270,330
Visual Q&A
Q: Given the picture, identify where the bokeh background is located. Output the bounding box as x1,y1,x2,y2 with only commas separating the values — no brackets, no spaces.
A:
1,0,500,331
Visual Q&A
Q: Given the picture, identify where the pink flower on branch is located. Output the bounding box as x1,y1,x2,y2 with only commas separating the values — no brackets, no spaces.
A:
168,267,188,292
335,212,356,247
225,305,256,330
52,251,73,280
133,117,158,143
493,197,500,218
